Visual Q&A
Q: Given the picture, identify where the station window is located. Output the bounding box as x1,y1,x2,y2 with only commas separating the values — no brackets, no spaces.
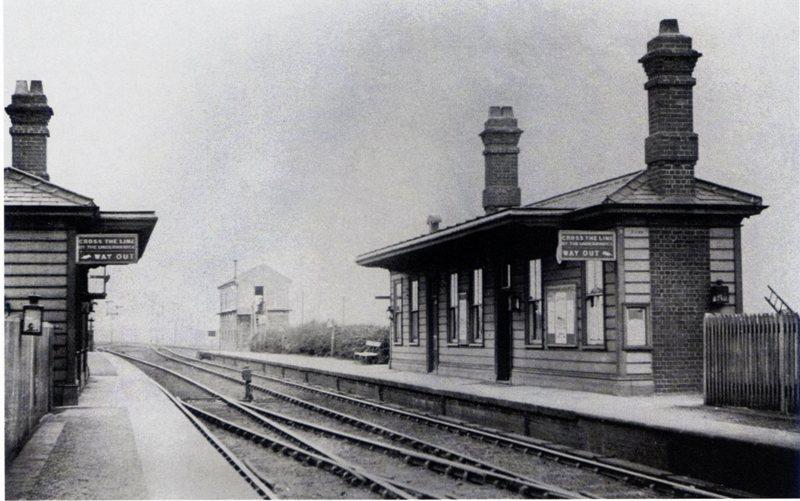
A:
409,279,419,345
526,259,543,346
470,268,483,344
447,273,458,343
584,261,605,346
545,283,577,347
501,264,512,289
393,279,403,345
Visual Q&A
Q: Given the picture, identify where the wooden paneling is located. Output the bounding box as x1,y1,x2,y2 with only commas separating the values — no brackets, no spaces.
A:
5,231,68,241
4,253,68,264
5,264,68,275
622,227,650,304
5,230,73,395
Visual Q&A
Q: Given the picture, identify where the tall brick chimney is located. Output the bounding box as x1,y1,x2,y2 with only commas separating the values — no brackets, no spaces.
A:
481,106,522,213
639,19,702,198
5,80,54,180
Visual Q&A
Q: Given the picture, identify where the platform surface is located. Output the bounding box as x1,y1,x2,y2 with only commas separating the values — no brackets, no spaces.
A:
5,352,259,500
203,349,800,451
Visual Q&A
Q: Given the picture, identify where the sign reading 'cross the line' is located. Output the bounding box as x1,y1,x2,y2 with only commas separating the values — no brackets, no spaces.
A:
556,230,616,263
76,234,139,265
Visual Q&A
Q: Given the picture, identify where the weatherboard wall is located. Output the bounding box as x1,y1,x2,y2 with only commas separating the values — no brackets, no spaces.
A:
4,230,72,404
387,251,646,393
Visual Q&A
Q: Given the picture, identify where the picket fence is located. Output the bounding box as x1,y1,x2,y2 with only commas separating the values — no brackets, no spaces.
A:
704,313,799,414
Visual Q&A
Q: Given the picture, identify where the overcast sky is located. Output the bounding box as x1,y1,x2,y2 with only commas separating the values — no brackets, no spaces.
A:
4,1,798,338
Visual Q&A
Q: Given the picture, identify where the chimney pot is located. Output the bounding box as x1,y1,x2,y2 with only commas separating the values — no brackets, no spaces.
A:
29,80,44,94
489,106,503,118
640,19,701,198
426,215,442,233
659,19,680,34
6,79,54,180
14,80,29,95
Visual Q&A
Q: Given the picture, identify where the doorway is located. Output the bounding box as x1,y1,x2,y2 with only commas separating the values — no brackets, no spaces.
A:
426,275,439,373
495,266,513,381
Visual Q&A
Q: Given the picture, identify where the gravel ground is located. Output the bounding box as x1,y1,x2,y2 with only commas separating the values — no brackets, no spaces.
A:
126,351,522,499
129,348,673,498
149,350,663,498
119,353,380,499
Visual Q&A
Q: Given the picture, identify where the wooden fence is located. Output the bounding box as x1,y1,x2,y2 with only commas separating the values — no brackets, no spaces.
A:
704,313,799,414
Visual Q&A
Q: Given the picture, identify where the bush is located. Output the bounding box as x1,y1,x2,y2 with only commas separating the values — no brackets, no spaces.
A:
251,321,389,363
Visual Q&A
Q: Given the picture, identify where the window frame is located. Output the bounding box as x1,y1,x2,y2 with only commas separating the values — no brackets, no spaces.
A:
392,279,404,346
543,282,579,348
583,260,606,349
525,259,544,348
623,303,652,350
469,268,484,346
447,272,459,345
409,278,420,346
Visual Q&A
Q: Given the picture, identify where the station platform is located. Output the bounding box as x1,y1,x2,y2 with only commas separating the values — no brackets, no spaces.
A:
197,349,800,497
5,352,259,500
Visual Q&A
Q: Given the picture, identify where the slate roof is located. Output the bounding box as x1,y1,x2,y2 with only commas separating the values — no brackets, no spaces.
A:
526,169,762,209
358,168,764,266
4,167,96,207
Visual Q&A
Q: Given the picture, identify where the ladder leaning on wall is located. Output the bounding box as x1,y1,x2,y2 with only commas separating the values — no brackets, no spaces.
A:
765,285,796,315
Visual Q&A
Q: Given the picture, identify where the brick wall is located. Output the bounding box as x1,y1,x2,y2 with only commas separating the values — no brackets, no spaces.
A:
650,226,709,392
11,134,47,176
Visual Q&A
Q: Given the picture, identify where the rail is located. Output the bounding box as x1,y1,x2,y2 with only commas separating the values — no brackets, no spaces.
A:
167,347,740,498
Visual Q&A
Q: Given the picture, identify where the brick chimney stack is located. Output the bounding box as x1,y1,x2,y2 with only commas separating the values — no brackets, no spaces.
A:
5,80,54,180
639,19,702,198
481,106,522,213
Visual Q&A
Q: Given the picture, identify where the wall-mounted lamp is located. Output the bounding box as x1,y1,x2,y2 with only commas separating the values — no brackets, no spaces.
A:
21,295,44,336
508,295,522,312
87,266,110,297
709,280,730,309
386,305,395,321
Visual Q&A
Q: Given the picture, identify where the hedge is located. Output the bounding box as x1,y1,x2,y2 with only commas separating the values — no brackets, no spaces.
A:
251,321,389,363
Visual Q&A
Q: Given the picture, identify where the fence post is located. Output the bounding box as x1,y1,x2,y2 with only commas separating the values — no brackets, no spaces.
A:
778,315,787,414
703,315,708,405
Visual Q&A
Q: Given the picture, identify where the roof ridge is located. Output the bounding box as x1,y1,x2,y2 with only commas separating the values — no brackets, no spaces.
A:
525,169,644,208
604,170,650,203
694,177,763,204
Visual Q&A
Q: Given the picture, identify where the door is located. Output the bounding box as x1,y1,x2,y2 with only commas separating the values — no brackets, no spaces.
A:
426,275,439,372
495,265,513,381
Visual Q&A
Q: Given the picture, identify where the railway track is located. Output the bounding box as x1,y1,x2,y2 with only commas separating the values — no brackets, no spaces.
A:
158,347,744,499
104,347,582,499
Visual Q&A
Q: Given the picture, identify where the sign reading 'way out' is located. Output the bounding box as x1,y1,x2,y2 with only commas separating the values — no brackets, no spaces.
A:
76,234,139,265
557,230,616,262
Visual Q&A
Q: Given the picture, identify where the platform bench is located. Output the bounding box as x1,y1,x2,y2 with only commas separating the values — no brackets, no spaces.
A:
354,340,382,364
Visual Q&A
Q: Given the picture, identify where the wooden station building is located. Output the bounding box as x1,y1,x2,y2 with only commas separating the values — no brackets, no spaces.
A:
4,80,157,405
357,20,765,395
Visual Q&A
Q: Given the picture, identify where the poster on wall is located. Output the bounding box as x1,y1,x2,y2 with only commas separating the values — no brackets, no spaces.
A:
545,284,577,346
625,306,648,346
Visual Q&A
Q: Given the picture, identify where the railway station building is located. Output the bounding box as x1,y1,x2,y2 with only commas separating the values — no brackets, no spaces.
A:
218,263,292,351
4,80,157,410
357,20,764,395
